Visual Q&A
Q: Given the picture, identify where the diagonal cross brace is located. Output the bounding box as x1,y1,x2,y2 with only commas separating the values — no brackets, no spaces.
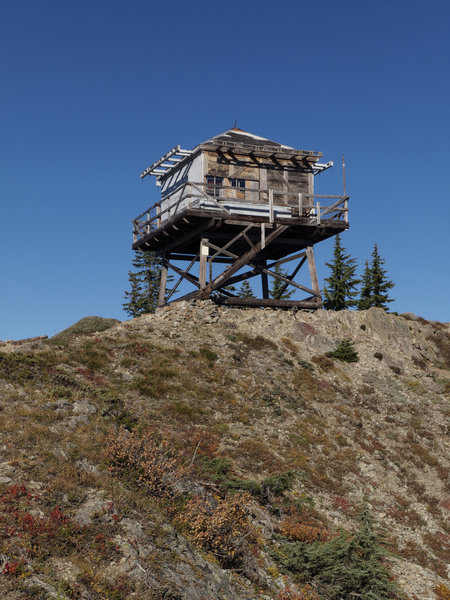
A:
164,254,199,303
163,259,201,288
202,225,288,295
271,256,308,299
217,251,307,288
258,263,317,297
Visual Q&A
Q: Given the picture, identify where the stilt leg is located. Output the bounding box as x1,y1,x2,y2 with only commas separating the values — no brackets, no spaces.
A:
306,246,321,299
158,254,168,307
199,238,209,289
261,260,269,298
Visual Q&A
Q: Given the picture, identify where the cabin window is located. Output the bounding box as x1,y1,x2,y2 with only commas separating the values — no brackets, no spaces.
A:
229,178,246,191
206,176,223,197
229,178,246,199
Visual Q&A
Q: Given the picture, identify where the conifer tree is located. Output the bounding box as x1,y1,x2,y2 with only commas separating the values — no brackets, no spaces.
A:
307,501,400,600
279,501,401,600
222,284,238,295
369,244,394,310
239,280,255,298
357,244,394,311
269,265,294,300
323,234,359,310
358,259,373,310
123,250,164,317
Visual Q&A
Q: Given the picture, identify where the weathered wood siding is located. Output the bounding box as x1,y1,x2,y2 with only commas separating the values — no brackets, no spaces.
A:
161,153,202,198
159,153,203,218
204,151,313,206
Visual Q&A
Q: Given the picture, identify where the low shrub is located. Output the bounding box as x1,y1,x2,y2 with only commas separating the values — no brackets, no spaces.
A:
311,355,333,371
0,351,57,384
177,493,256,568
298,360,314,372
275,585,321,600
77,340,110,370
427,331,450,368
412,355,427,369
291,368,324,404
374,352,383,360
279,514,330,542
105,427,181,497
282,337,299,355
227,332,277,350
435,583,450,600
198,346,218,363
199,456,233,481
0,484,85,567
226,470,296,502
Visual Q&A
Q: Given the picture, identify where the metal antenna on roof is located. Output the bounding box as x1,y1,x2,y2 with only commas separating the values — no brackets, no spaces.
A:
233,120,238,129
342,155,346,196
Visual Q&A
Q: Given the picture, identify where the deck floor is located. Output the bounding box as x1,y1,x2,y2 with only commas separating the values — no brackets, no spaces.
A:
133,207,347,261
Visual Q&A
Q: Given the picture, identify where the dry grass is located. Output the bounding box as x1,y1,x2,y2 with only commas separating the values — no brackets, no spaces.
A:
282,337,299,355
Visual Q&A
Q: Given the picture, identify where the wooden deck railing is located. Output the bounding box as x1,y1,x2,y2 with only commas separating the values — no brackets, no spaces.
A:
132,182,348,243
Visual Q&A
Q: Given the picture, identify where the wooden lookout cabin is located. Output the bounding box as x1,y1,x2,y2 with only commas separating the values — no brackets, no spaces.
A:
132,128,349,309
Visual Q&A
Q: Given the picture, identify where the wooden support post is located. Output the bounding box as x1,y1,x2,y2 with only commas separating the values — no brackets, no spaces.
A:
199,238,209,288
298,193,303,217
261,260,269,299
158,254,168,307
261,223,265,249
259,167,267,204
306,246,320,297
156,205,161,228
316,202,321,225
269,189,274,223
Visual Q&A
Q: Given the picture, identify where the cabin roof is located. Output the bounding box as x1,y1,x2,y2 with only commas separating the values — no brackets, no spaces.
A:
200,128,294,150
140,128,323,180
197,128,321,159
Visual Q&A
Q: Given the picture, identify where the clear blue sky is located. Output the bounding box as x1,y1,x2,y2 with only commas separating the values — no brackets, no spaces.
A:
1,0,449,339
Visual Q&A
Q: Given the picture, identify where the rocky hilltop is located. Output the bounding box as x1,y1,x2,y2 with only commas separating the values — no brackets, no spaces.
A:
0,303,448,600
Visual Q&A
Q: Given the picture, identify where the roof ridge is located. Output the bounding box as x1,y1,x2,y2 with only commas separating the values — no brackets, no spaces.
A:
198,128,295,150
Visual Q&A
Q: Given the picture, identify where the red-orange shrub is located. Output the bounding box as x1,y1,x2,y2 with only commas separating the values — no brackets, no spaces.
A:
435,584,450,600
276,585,321,600
279,515,330,542
178,493,255,566
105,427,181,497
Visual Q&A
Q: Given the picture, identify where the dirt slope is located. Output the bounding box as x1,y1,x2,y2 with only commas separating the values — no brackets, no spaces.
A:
0,302,448,600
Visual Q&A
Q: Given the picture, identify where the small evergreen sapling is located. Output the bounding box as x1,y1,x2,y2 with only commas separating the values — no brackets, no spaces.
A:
329,339,359,362
239,280,256,298
270,264,294,300
323,234,359,310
